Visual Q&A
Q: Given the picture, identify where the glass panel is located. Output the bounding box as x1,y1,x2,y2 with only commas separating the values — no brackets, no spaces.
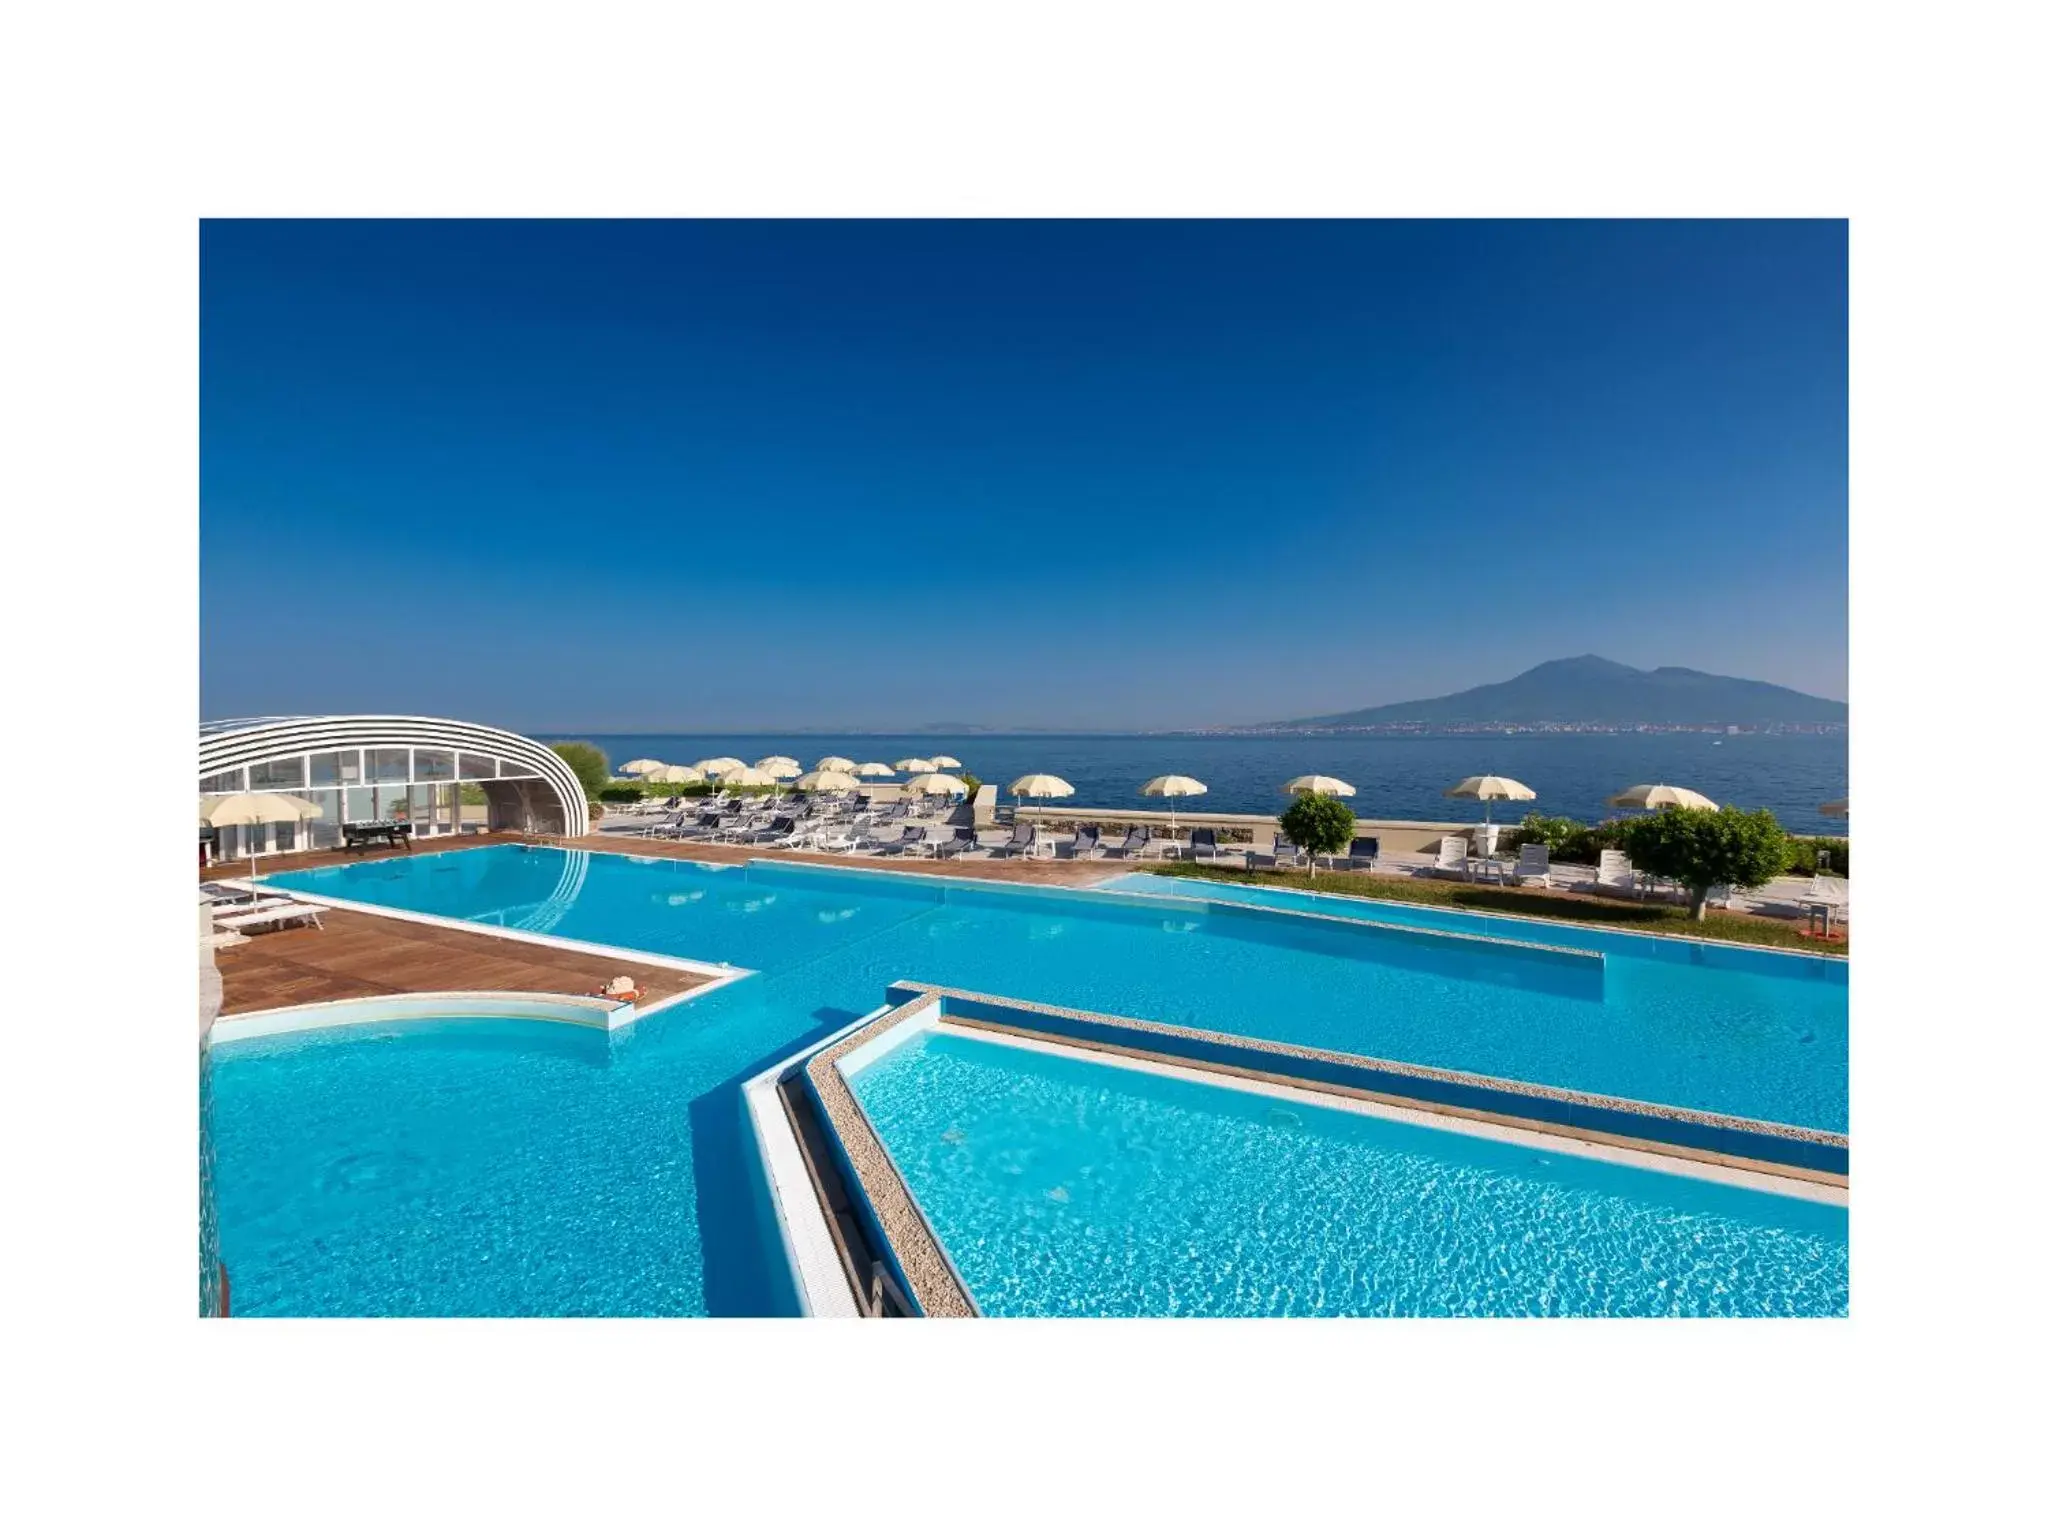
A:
460,781,488,830
500,759,540,778
432,782,456,833
304,789,343,849
366,749,410,783
415,748,456,782
344,787,377,823
379,785,411,821
267,819,300,853
200,768,245,795
248,756,305,790
308,751,363,787
459,753,497,780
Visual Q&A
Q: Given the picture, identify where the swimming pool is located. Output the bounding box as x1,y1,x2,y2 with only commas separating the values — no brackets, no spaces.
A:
209,845,1848,1314
843,1024,1848,1318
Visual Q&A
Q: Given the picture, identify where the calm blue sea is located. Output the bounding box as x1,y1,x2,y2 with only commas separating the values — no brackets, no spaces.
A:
550,730,1848,834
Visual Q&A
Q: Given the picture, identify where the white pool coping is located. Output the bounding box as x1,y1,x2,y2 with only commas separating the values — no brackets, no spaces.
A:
208,989,633,1044
741,1008,891,1317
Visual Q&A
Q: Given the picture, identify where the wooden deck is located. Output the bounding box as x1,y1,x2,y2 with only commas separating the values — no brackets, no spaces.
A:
211,905,716,1017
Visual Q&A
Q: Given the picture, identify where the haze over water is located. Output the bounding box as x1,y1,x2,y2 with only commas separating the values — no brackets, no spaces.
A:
562,730,1848,834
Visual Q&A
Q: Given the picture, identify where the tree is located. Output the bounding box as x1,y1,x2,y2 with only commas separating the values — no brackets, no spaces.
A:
1280,791,1355,879
550,740,612,804
1616,805,1793,920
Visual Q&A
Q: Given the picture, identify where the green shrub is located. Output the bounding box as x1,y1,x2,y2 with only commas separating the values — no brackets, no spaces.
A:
1786,836,1850,877
1280,791,1356,878
549,741,612,801
599,785,647,804
1617,805,1794,919
636,779,711,797
959,773,983,798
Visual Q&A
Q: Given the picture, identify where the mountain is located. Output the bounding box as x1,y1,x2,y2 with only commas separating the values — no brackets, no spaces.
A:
1274,655,1847,728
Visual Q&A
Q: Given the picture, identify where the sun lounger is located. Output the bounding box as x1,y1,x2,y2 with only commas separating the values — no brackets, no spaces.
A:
1335,836,1379,871
1594,848,1635,896
1432,835,1470,878
212,902,325,934
1511,843,1551,887
1273,837,1302,867
933,828,980,859
1108,827,1152,859
874,825,928,856
736,816,799,845
996,822,1046,858
1188,828,1223,861
1066,825,1101,859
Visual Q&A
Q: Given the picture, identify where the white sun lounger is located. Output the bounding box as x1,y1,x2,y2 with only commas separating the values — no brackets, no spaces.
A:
212,902,325,934
1510,843,1552,887
1595,849,1635,896
1432,835,1470,878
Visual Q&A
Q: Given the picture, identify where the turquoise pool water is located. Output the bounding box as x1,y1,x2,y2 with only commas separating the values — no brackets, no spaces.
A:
846,1027,1849,1318
1104,871,1849,974
208,845,1848,1314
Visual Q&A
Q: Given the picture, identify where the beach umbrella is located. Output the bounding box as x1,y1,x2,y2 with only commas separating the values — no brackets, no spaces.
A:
660,764,698,782
755,756,802,778
895,757,937,774
814,756,858,773
719,765,780,789
201,791,324,882
1008,773,1075,813
1607,784,1719,813
698,756,747,777
619,758,665,776
1282,774,1356,797
1820,798,1849,819
1140,774,1207,839
795,768,860,792
904,773,969,797
856,762,895,777
929,754,963,769
1442,774,1536,826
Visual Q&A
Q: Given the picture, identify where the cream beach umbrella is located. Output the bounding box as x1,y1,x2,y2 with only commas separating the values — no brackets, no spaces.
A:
904,772,969,797
795,768,861,792
814,756,858,773
856,762,895,777
660,764,699,782
201,791,324,882
1607,784,1719,813
719,765,780,790
1282,774,1356,797
1140,774,1207,838
755,756,802,778
929,754,963,769
895,757,937,774
1008,773,1075,813
1442,774,1536,826
619,758,665,776
698,756,747,778
1820,798,1849,819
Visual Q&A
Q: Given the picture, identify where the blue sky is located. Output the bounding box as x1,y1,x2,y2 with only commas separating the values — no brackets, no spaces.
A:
201,220,1847,730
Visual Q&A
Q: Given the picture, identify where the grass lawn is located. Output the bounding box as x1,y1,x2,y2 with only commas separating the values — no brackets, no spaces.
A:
1151,861,1849,956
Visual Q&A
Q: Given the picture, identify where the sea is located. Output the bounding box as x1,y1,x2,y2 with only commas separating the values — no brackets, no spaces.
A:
548,730,1849,835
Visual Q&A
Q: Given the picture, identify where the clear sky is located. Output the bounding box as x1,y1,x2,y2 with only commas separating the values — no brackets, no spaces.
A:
201,220,1847,730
